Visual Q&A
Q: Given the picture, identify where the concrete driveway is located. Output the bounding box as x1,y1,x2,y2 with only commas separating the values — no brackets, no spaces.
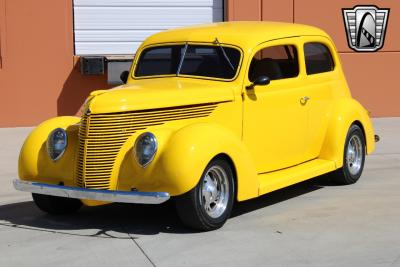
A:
0,118,399,267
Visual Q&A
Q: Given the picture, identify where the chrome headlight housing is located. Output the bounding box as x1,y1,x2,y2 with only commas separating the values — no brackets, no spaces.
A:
46,128,68,161
134,132,157,167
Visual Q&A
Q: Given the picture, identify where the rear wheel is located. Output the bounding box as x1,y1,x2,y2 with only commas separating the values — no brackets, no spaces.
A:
175,158,235,231
32,193,82,215
332,124,366,185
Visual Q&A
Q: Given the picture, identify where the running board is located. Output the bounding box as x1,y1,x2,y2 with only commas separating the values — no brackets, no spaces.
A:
258,159,336,196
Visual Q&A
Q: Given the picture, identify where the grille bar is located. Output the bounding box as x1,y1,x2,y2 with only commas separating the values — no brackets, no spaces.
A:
75,103,217,189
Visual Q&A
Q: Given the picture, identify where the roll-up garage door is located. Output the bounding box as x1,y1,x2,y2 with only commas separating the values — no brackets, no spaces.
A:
73,0,224,55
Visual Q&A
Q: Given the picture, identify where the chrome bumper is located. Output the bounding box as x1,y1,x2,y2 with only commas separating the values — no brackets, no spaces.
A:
13,179,170,204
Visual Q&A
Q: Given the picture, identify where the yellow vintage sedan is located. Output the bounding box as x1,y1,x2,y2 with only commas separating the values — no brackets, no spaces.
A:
14,22,377,231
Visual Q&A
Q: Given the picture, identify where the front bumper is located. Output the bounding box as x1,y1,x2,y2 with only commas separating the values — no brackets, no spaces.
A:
13,179,170,204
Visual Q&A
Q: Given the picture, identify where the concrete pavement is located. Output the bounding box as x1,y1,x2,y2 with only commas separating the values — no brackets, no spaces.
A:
0,118,399,266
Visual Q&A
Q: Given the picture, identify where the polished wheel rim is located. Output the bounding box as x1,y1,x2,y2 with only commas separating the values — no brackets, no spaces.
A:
346,135,363,175
200,165,229,219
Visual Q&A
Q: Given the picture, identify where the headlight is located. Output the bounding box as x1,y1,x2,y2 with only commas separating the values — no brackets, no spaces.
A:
46,128,68,161
134,132,157,167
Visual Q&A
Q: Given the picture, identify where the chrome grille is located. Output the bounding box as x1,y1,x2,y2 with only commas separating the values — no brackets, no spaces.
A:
76,103,217,189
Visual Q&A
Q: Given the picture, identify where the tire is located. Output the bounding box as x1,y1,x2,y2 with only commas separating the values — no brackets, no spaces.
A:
32,193,83,215
175,158,235,231
331,124,366,185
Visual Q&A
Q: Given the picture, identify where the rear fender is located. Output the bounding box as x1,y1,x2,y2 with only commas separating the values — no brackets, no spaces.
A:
319,98,375,168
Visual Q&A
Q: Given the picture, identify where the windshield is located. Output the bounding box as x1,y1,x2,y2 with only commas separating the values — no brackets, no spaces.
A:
134,44,241,79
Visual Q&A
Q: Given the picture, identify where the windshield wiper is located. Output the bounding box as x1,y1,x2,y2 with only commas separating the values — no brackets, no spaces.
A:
176,42,188,75
214,38,235,71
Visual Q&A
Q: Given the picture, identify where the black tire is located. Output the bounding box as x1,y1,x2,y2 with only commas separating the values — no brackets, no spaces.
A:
331,124,366,185
175,158,235,231
32,193,83,215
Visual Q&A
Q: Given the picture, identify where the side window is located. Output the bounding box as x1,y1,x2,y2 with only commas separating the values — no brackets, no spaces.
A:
304,43,334,75
248,45,299,82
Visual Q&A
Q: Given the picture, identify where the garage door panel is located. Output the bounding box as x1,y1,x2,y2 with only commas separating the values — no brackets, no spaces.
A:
73,0,223,55
75,30,161,42
74,7,217,30
74,0,221,8
75,42,142,55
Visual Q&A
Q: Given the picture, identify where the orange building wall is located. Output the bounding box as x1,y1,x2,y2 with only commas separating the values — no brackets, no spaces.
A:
227,0,400,117
0,0,398,127
0,0,110,127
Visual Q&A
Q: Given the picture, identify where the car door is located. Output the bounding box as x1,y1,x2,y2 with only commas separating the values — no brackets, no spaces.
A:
243,38,313,173
301,37,337,159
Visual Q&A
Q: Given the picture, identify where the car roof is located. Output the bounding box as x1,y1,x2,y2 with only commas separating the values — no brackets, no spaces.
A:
142,21,330,51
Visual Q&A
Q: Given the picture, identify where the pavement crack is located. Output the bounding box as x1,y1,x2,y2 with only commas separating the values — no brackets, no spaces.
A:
0,222,129,239
120,225,156,267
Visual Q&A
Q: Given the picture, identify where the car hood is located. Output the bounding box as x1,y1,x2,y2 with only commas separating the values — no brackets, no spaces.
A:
86,78,236,114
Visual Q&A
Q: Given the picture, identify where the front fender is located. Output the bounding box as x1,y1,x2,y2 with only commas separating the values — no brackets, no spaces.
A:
122,123,259,201
18,116,80,186
319,98,375,168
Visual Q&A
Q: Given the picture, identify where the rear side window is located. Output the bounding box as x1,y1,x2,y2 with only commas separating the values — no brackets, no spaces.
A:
304,43,334,75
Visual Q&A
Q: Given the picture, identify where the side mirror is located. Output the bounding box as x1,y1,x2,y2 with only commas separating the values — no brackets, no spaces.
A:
253,75,270,86
246,75,270,90
120,70,129,84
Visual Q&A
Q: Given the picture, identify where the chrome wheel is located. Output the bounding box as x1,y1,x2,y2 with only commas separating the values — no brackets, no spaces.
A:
200,165,230,219
175,158,234,230
346,135,363,175
332,124,365,185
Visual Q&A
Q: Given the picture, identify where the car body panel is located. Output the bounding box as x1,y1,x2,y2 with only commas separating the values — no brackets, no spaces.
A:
18,116,80,186
258,159,336,195
88,77,237,114
243,37,310,173
319,97,376,167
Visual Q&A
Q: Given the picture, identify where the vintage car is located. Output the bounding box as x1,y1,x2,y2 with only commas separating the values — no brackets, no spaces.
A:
14,22,377,231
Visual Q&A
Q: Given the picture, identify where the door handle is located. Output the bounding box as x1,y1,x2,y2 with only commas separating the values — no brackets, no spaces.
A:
300,96,310,105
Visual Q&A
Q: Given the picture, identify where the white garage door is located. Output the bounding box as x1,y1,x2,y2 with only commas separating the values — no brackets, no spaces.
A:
73,0,224,55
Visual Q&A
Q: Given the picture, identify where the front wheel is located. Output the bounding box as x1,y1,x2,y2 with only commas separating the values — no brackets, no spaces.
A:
32,193,83,215
332,124,366,185
175,158,235,231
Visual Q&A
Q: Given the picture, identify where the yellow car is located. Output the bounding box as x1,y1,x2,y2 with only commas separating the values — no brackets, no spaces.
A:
14,22,377,231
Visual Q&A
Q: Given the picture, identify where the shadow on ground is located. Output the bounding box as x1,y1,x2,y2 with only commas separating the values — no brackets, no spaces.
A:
0,175,339,237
